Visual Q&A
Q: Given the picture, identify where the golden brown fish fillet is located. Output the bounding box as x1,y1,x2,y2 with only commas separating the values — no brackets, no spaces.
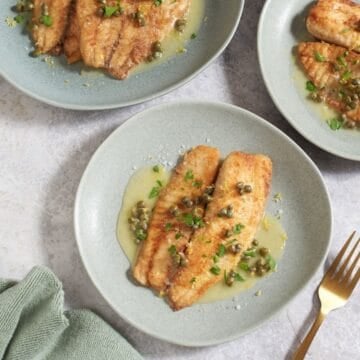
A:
63,2,82,64
75,0,190,79
133,146,220,287
307,0,360,52
168,152,272,311
31,0,72,54
298,41,360,123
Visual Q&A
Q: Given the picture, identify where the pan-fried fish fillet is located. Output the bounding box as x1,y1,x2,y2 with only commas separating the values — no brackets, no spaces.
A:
307,0,360,52
298,42,360,122
133,146,220,287
168,152,272,311
63,3,82,64
75,0,190,79
31,0,72,54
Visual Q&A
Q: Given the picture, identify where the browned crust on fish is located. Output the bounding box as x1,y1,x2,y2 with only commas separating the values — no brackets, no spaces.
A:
133,145,221,287
63,2,82,64
307,0,360,52
298,41,360,122
73,0,190,79
31,0,72,54
167,152,272,310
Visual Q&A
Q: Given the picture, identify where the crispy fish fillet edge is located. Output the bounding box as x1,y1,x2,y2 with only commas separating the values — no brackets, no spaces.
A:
133,145,221,286
307,0,360,52
31,0,72,54
74,0,190,79
63,2,82,63
147,147,221,292
298,41,360,122
167,152,272,311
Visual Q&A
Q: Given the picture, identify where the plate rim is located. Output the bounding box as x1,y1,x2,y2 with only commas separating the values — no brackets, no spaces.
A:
257,0,360,162
0,0,245,111
74,100,333,347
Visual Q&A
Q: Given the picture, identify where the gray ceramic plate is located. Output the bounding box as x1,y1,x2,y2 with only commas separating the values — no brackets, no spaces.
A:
258,0,360,161
0,0,243,110
74,101,332,346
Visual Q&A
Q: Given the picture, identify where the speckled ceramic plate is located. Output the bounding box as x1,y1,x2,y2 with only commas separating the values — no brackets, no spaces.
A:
0,0,243,110
74,101,332,346
258,0,360,161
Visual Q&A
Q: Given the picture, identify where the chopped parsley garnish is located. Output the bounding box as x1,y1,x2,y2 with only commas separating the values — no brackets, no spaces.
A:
243,249,256,257
182,213,204,228
341,70,352,81
154,0,163,6
152,165,160,173
148,179,163,199
165,223,172,231
40,15,53,27
149,187,160,198
233,223,245,235
184,170,194,181
175,232,183,240
314,51,325,62
14,14,24,24
168,245,177,256
216,244,226,257
190,277,196,284
191,33,197,39
233,272,245,282
192,180,203,188
266,255,277,271
213,255,219,263
210,265,221,275
306,80,316,92
327,117,343,131
135,228,146,241
238,262,250,271
337,55,347,67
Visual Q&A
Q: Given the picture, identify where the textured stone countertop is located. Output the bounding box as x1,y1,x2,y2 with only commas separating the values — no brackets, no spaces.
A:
1,1,359,359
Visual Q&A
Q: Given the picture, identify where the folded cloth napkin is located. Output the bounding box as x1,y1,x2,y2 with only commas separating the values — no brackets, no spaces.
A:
0,266,143,360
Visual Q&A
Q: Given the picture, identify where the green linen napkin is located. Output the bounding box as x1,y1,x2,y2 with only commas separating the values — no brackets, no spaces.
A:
0,266,143,360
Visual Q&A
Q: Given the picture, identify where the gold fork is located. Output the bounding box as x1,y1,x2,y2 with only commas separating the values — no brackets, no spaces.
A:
293,232,360,360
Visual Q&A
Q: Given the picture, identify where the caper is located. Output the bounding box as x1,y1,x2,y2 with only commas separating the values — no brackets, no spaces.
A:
218,208,228,217
204,185,215,195
169,205,180,216
134,11,145,26
175,18,187,32
226,206,234,218
96,7,104,16
193,207,204,218
128,217,139,224
179,253,188,267
309,92,323,102
27,2,34,10
241,255,251,262
225,229,232,238
30,49,41,57
182,197,193,208
259,247,270,257
352,78,360,86
244,185,252,193
16,1,25,12
256,267,266,277
236,181,244,189
252,239,259,246
130,224,137,232
137,200,146,208
42,3,49,16
345,120,356,129
201,194,213,204
225,271,236,286
256,258,266,267
131,207,139,217
153,41,162,52
230,243,242,254
140,222,148,231
153,51,163,59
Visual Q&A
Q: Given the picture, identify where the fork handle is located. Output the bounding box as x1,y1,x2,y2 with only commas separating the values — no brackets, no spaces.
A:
292,311,326,360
